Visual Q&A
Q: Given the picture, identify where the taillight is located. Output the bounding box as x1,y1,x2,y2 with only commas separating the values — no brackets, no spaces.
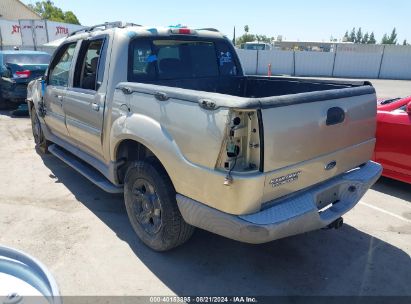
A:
169,28,197,35
216,110,262,184
14,70,31,79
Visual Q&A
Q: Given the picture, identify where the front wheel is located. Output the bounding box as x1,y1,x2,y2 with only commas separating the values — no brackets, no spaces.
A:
124,160,194,251
30,105,49,153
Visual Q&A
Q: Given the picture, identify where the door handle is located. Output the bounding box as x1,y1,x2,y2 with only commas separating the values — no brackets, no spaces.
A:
91,103,100,111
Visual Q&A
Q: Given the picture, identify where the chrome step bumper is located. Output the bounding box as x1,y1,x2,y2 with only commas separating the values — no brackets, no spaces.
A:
177,161,382,244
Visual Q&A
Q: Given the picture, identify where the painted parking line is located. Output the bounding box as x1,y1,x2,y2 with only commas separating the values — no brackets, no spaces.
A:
359,201,411,224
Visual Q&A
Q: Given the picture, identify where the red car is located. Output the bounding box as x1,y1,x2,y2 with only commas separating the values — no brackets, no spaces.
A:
374,96,411,184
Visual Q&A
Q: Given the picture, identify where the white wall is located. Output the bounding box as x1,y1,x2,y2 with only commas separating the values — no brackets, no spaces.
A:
0,19,22,47
295,51,334,76
0,19,84,49
237,44,411,80
257,50,294,75
46,21,84,42
236,49,257,75
379,45,411,79
333,44,383,78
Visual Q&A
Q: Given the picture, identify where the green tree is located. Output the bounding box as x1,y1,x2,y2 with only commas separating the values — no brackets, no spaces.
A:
349,27,356,42
343,30,349,41
235,25,276,46
236,25,254,45
404,39,408,46
388,28,398,44
236,33,256,46
362,32,369,44
28,1,80,24
255,34,273,43
381,28,398,44
64,11,80,25
355,27,363,43
236,25,274,46
381,33,389,44
368,32,376,44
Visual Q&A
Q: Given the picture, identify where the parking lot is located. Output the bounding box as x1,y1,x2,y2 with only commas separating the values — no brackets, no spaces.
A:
0,78,410,296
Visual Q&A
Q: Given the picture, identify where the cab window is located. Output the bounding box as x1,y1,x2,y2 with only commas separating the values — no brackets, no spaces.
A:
215,40,239,76
128,38,240,82
129,40,154,80
153,40,218,79
48,43,77,86
73,39,105,91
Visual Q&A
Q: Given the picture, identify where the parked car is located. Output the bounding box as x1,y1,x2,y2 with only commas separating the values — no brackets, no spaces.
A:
28,22,381,251
0,50,51,109
374,96,411,184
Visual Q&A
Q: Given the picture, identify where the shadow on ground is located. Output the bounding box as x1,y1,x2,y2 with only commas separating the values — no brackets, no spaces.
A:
0,109,29,118
40,153,411,296
372,176,411,203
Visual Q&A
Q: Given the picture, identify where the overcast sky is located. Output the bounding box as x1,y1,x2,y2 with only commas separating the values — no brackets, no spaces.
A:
22,0,411,43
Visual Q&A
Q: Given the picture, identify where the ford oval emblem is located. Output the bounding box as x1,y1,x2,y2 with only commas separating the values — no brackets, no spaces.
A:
325,161,337,171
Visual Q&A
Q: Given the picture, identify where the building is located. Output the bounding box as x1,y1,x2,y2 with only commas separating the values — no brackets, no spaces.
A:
0,0,40,20
0,0,83,51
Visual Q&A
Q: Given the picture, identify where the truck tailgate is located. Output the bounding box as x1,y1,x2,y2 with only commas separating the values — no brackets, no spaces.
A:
261,89,376,203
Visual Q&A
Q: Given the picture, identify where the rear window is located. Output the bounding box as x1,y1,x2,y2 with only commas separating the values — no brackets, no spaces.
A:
129,38,238,81
3,54,51,65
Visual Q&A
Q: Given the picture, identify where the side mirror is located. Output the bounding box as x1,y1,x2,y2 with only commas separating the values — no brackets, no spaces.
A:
406,102,411,115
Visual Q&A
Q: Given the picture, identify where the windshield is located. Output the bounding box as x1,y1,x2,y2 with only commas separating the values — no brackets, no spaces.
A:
3,54,51,65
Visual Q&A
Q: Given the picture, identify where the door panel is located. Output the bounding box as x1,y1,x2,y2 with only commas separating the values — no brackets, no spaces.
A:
44,42,77,139
376,110,411,176
43,86,68,138
64,89,105,156
64,38,107,158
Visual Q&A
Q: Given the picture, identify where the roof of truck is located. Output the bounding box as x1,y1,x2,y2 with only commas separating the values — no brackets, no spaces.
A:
67,22,227,41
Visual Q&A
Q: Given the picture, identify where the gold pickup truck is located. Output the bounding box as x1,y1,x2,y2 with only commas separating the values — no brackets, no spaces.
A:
27,22,382,251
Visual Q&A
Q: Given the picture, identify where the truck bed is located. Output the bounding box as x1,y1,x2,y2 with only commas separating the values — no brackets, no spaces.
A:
116,77,376,212
137,75,372,100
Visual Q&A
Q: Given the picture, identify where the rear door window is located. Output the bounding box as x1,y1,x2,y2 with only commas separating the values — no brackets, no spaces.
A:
73,39,105,91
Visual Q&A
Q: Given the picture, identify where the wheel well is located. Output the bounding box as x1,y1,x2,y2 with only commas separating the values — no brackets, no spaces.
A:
115,139,164,184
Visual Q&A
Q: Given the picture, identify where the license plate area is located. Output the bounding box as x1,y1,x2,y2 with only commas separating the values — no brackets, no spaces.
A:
315,184,341,211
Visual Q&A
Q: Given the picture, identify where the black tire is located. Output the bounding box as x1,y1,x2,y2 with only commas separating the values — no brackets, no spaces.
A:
124,160,194,251
30,105,49,153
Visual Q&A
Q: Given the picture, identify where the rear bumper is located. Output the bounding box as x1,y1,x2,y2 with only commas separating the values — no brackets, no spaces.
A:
177,161,382,244
1,82,28,102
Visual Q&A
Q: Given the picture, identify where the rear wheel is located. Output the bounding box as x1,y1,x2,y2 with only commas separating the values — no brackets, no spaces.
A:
124,160,194,251
30,105,49,153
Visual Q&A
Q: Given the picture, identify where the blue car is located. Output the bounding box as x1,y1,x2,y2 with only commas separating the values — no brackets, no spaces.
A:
0,50,51,109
